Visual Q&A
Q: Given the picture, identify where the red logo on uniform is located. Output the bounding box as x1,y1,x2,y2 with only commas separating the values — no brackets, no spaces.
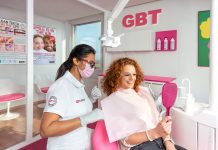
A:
75,99,85,103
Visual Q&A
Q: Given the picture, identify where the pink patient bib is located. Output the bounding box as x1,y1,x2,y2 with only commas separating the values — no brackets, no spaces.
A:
101,86,159,143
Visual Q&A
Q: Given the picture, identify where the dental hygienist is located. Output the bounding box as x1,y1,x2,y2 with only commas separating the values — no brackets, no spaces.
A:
40,44,103,150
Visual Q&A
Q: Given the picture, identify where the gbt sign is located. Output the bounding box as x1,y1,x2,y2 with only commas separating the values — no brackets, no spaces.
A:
122,9,162,28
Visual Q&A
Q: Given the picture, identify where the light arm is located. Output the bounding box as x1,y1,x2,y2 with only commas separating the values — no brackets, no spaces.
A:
101,0,129,47
110,0,129,21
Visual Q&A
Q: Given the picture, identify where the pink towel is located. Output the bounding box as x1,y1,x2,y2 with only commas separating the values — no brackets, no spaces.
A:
101,86,159,143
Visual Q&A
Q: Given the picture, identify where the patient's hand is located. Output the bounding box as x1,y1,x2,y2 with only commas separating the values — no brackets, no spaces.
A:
155,116,172,137
165,141,176,150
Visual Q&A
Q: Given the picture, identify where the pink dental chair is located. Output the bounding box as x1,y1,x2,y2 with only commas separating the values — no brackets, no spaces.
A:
92,120,119,150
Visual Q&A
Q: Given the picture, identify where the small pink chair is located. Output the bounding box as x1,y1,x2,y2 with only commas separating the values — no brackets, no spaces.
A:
34,75,52,108
92,120,119,150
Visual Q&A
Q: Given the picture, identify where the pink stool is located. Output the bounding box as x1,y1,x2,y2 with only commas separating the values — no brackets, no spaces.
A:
0,93,25,120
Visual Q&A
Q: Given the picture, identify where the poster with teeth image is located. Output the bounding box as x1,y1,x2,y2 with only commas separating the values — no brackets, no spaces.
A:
0,18,26,64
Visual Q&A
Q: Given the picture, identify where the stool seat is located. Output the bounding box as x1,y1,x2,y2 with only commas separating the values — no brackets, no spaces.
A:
0,93,25,102
41,87,49,93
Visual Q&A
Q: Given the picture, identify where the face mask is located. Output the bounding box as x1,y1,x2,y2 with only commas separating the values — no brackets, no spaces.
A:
78,63,95,78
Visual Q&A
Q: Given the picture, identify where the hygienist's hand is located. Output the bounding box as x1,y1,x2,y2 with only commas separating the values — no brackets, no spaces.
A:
80,108,104,127
90,86,102,103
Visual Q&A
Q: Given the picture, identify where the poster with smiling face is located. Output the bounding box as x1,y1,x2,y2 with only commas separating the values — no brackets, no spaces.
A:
198,10,210,67
33,25,56,64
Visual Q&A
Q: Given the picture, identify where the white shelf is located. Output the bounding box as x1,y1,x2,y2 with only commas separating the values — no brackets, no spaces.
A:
106,30,154,52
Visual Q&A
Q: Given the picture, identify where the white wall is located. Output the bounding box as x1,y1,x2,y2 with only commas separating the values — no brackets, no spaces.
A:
0,6,66,106
104,0,210,103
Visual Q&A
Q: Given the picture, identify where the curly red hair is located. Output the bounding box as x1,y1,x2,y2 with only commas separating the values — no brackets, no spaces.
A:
102,57,144,96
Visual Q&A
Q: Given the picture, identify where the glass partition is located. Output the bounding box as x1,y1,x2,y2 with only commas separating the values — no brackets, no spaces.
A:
32,0,58,137
0,1,27,148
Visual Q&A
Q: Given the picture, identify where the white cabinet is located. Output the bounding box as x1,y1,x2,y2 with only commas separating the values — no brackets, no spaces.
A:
171,108,197,150
171,105,218,150
198,124,215,150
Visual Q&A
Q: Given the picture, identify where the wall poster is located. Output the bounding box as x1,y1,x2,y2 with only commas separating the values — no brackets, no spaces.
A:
198,10,210,67
33,25,56,64
0,18,26,64
0,17,56,65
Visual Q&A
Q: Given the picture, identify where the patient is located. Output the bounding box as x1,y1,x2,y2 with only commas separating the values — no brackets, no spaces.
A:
101,57,185,150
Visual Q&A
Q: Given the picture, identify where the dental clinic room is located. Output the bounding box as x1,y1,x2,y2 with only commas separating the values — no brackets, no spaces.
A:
0,0,217,150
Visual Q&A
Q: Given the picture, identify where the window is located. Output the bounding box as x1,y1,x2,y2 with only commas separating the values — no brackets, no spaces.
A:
74,21,101,68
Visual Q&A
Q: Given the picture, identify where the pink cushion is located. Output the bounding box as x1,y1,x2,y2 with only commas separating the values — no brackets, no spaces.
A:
0,93,25,102
41,87,49,93
92,120,118,150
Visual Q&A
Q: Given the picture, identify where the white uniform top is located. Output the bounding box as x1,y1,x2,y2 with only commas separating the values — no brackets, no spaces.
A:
44,71,93,150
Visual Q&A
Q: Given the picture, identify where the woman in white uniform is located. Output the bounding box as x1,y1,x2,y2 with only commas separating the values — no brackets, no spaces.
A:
40,44,104,150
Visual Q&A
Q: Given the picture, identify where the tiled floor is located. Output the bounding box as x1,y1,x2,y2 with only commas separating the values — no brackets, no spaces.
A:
0,100,44,150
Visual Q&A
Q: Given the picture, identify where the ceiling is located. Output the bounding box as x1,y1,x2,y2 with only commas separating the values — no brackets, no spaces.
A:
0,0,159,21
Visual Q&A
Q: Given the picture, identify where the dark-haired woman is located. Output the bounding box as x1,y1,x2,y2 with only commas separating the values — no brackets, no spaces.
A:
40,44,103,150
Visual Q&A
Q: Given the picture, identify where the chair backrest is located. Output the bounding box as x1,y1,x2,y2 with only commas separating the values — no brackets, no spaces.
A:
92,120,119,150
34,74,53,88
0,79,24,95
34,74,53,94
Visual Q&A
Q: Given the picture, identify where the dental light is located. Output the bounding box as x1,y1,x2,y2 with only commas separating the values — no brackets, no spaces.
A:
77,0,129,47
101,0,129,47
